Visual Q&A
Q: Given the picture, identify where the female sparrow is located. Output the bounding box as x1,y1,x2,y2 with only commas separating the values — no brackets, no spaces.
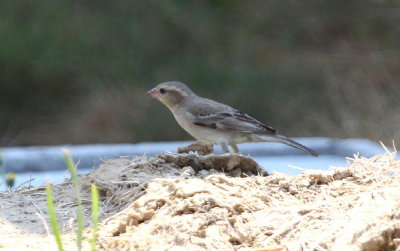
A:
147,81,318,156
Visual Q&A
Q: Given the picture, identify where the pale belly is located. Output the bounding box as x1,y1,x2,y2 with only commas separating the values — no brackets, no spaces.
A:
172,110,249,145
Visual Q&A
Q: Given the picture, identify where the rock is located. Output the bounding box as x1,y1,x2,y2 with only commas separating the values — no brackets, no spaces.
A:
177,141,214,155
157,152,267,177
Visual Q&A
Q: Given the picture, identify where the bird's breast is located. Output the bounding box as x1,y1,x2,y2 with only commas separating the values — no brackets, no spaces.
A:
171,110,215,142
172,110,242,145
172,110,193,131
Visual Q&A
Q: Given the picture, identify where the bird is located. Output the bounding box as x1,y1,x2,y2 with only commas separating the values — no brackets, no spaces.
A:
147,81,318,156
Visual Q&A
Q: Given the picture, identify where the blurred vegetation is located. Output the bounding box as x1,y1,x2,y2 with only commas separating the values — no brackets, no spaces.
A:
1,0,400,146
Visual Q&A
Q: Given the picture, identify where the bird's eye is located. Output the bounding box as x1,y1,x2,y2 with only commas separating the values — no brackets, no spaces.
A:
159,88,166,94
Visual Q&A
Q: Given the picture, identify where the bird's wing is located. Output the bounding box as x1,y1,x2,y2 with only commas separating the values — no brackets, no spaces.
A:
187,99,277,134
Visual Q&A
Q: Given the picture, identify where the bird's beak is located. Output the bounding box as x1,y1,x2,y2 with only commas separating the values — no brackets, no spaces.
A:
147,88,159,98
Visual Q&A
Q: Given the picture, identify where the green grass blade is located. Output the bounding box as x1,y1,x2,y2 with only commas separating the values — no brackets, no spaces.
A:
46,184,65,251
62,149,84,251
0,151,4,186
90,184,99,251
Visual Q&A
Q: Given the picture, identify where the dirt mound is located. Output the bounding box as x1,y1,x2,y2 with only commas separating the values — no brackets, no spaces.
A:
1,146,400,250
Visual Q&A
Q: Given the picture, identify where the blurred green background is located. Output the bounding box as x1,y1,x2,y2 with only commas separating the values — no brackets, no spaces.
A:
1,0,400,147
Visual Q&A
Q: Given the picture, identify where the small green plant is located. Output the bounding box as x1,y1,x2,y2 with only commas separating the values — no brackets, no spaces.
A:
1,151,17,189
46,149,100,251
0,151,4,188
46,183,65,251
6,172,17,188
62,149,84,251
90,184,99,251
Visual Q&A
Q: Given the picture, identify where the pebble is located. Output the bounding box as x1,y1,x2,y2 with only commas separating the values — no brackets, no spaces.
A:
278,180,290,189
180,166,195,176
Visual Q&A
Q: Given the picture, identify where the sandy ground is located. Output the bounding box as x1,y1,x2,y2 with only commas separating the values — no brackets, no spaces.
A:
0,142,399,251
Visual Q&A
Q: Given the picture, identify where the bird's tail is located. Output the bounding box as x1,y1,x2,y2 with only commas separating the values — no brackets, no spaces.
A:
253,134,318,157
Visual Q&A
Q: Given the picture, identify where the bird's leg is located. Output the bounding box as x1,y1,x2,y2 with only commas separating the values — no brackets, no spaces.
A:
220,142,229,153
230,144,240,153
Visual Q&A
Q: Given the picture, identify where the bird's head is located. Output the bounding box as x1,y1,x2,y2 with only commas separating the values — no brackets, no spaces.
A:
147,81,194,109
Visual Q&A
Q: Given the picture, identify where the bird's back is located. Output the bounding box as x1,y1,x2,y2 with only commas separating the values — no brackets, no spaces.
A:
184,95,277,135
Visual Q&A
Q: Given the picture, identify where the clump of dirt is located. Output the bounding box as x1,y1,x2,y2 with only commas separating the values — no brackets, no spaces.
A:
178,140,214,155
1,145,400,251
